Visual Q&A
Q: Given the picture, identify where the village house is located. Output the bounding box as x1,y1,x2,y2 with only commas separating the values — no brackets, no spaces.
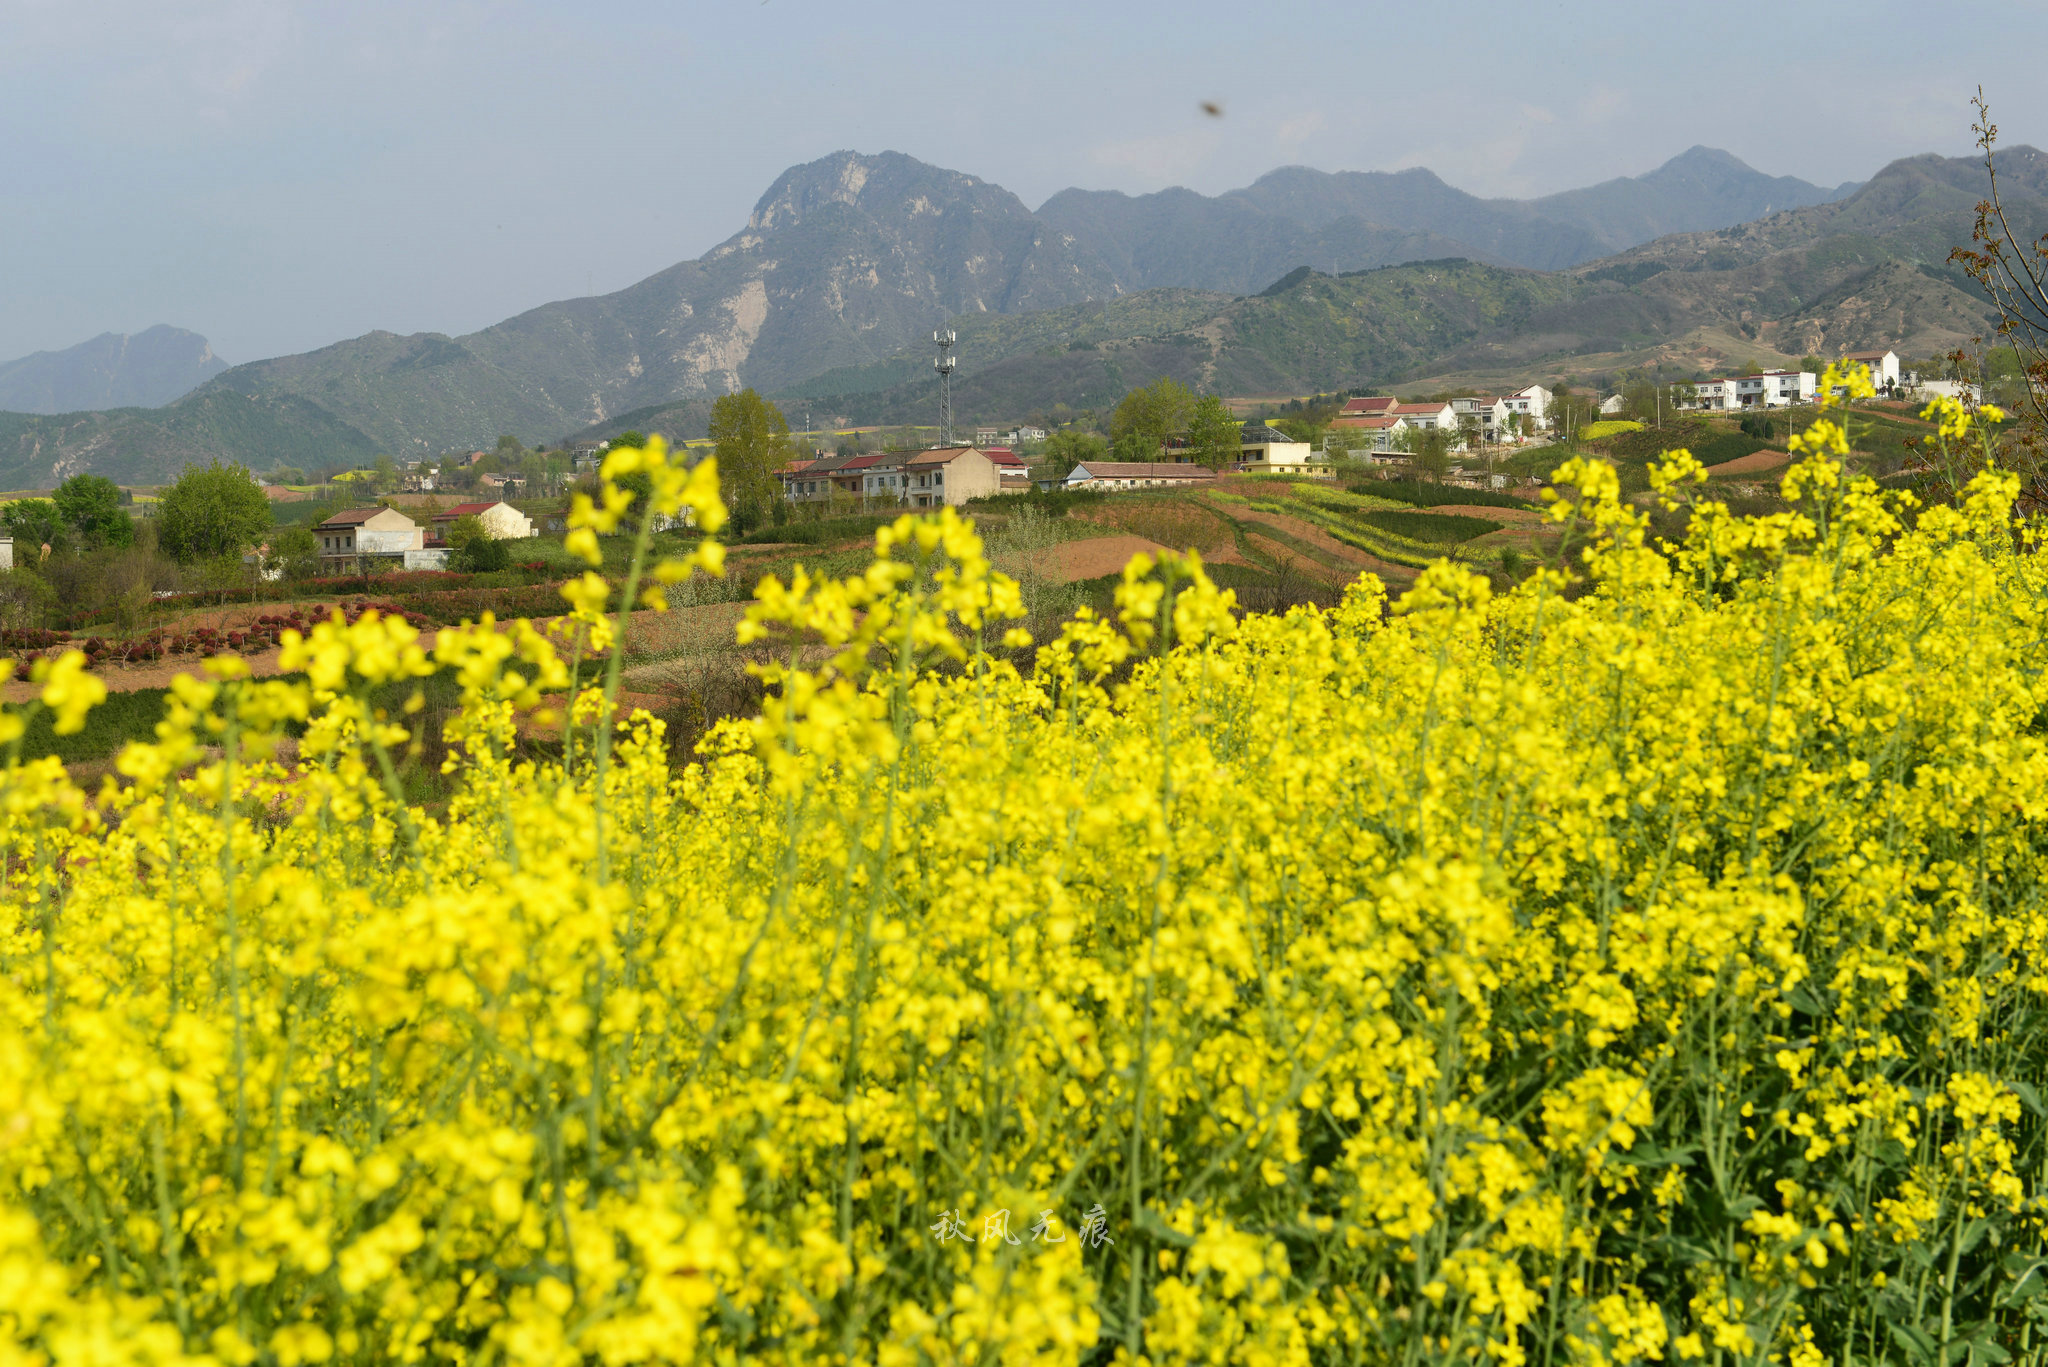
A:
314,507,425,569
1679,370,1820,411
1328,414,1410,456
1845,349,1902,388
1061,461,1221,492
904,447,1006,506
1235,421,1326,476
781,452,882,503
1451,396,1517,441
1339,396,1398,418
1390,400,1459,430
980,446,1029,477
1504,385,1550,426
861,453,914,501
1739,371,1819,407
431,500,536,541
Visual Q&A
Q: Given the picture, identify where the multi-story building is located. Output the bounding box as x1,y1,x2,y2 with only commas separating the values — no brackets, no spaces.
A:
1845,349,1901,388
1328,414,1410,454
1390,400,1458,430
904,447,1006,507
1506,385,1551,427
1235,421,1325,475
314,507,424,567
1679,371,1818,411
1738,371,1818,407
1451,396,1515,441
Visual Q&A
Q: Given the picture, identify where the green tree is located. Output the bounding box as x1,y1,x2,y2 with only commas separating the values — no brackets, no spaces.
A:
707,392,793,532
263,524,322,582
1183,394,1242,470
496,434,526,458
1398,424,1455,484
611,430,648,451
1799,355,1825,376
1036,430,1107,484
446,515,509,572
1110,377,1195,463
54,474,135,549
2,498,67,552
157,461,272,565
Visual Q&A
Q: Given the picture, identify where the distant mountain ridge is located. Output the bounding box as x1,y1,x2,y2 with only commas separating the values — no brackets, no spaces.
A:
0,145,1991,488
0,326,227,414
1034,145,1857,293
750,151,2011,431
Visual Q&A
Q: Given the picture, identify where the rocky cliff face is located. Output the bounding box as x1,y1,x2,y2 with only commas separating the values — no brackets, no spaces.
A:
187,151,1122,454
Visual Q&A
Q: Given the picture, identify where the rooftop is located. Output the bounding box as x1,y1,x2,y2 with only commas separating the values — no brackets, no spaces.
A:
1069,461,1219,480
315,507,409,528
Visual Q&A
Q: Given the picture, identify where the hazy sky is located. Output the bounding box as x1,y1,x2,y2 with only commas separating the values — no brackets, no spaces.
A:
2,0,2033,366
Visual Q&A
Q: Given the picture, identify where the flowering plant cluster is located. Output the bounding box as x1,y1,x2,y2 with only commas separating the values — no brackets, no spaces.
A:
0,400,2043,1365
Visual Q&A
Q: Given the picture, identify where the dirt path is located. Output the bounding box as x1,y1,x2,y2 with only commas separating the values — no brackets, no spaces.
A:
1032,534,1170,583
1708,450,1791,476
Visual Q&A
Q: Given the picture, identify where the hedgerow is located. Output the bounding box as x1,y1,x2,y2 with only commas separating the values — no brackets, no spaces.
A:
0,395,2043,1365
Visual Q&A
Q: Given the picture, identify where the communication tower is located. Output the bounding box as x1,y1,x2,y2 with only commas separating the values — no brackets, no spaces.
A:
932,329,958,446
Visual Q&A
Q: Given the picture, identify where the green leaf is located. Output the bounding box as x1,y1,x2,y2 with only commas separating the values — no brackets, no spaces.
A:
1888,1321,1938,1365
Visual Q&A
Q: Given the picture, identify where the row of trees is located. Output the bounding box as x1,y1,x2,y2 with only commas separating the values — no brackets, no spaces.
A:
4,467,281,567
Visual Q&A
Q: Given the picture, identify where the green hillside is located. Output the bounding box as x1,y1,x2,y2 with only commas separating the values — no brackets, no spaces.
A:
786,259,1570,426
0,390,380,489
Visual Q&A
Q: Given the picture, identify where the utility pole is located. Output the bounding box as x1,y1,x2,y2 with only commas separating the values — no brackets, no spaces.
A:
933,329,957,447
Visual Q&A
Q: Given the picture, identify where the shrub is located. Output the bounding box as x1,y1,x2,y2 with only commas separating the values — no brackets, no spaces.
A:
1344,477,1533,509
0,429,2041,1363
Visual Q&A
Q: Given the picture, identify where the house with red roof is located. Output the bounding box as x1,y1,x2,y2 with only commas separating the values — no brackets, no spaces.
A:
430,500,534,541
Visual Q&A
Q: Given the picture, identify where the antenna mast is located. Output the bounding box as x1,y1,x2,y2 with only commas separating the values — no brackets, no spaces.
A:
933,329,957,446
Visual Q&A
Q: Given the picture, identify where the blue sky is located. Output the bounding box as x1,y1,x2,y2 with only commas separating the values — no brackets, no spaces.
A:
0,0,2031,366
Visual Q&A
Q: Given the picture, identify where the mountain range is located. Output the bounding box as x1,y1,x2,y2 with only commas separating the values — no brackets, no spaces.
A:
0,326,228,414
0,144,2011,489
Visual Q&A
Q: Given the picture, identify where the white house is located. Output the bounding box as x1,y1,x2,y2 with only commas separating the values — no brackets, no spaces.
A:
1390,400,1458,430
1845,349,1902,388
1453,396,1516,440
861,453,912,500
1912,378,1983,404
1507,385,1551,427
1681,378,1739,412
1740,371,1818,407
1329,414,1410,454
1598,394,1626,415
315,507,424,566
432,500,535,541
1063,462,1221,492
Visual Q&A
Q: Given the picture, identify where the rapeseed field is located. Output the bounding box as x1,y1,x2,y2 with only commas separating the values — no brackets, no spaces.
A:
0,375,2042,1365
